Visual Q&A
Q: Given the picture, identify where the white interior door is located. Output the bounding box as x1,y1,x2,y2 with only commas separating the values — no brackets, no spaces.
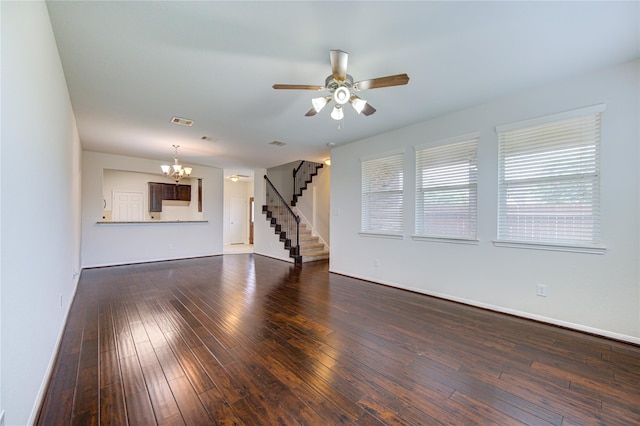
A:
229,197,247,244
113,191,144,221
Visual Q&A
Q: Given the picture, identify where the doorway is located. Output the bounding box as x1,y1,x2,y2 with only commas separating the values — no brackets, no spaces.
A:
229,196,248,244
249,197,254,244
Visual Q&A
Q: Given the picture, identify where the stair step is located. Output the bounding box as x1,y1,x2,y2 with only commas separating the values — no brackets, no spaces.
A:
301,240,320,249
301,250,330,263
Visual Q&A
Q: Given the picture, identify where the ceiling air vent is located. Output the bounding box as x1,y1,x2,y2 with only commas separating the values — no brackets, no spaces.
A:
171,116,194,126
201,136,217,142
269,140,286,147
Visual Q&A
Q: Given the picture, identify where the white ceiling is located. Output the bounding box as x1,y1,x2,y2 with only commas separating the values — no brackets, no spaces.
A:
46,1,639,180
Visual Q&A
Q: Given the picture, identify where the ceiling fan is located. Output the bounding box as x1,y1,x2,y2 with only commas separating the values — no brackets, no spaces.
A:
273,50,409,120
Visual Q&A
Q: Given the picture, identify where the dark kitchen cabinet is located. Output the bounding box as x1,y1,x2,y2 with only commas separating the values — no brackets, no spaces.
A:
148,182,191,212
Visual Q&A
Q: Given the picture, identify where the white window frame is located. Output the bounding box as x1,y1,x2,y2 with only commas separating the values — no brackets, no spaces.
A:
494,105,606,254
360,150,404,239
413,133,479,244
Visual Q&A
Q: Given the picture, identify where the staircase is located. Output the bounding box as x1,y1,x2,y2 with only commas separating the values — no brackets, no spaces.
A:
262,205,330,263
263,171,329,264
291,161,324,206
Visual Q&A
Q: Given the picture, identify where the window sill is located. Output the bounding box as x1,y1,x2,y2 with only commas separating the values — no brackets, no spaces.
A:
412,236,479,245
359,231,404,240
493,240,606,254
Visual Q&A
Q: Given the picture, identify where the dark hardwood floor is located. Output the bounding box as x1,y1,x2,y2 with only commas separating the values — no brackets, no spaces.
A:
37,254,640,425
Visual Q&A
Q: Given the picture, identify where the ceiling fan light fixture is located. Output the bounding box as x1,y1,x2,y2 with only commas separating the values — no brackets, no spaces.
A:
351,97,368,114
330,105,344,121
333,86,350,105
311,96,330,113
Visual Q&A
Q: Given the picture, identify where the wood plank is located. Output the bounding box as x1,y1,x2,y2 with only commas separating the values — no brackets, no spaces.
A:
167,376,212,425
120,354,156,424
100,381,127,426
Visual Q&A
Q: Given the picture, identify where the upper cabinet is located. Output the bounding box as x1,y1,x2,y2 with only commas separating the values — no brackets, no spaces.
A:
149,182,191,212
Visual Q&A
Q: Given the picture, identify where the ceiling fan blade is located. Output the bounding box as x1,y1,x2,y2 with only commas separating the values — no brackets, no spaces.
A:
361,103,376,116
330,50,348,82
305,107,318,117
353,73,410,91
273,84,325,90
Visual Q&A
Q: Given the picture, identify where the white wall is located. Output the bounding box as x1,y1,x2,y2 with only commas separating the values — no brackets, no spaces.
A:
1,2,83,424
82,151,224,267
266,161,296,205
331,60,640,343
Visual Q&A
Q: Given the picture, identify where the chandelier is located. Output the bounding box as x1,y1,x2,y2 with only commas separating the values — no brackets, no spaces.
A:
161,145,192,183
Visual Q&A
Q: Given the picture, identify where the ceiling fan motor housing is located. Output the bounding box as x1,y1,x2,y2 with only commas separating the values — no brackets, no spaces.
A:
334,86,350,105
325,74,353,90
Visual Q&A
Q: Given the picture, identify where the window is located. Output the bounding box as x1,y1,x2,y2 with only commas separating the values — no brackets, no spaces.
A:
415,136,478,241
496,105,604,251
361,151,404,236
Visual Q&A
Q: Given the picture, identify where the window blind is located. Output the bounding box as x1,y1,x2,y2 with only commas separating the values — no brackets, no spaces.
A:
497,112,601,246
415,138,478,239
361,152,404,234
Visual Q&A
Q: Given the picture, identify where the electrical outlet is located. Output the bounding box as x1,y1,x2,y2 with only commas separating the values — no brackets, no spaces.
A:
59,294,63,308
374,259,380,267
537,284,547,297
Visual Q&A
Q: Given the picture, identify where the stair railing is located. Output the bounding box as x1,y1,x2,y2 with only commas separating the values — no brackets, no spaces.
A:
292,161,324,206
264,175,300,260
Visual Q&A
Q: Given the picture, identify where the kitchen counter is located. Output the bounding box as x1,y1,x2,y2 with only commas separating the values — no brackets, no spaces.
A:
96,220,208,224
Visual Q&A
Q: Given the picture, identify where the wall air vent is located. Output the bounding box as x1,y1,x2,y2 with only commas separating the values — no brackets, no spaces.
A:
171,116,194,126
269,140,286,147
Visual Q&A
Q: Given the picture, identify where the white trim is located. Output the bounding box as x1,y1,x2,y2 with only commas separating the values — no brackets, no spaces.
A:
327,268,640,346
27,272,82,426
358,231,405,240
493,240,606,254
414,131,481,151
83,253,223,269
252,252,295,263
496,103,606,133
412,235,479,245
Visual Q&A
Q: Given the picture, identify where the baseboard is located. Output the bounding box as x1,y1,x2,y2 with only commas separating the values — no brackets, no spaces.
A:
253,251,294,263
27,273,82,425
329,267,640,346
82,253,223,269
